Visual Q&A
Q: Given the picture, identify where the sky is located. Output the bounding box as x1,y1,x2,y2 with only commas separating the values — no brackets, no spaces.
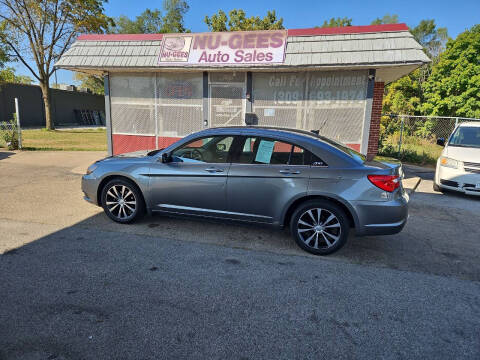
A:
10,0,480,84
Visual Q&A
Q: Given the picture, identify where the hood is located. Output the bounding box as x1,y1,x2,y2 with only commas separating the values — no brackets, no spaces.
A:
115,150,150,157
445,145,480,162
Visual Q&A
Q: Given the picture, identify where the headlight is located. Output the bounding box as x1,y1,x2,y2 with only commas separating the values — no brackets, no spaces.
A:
440,156,460,169
86,163,99,175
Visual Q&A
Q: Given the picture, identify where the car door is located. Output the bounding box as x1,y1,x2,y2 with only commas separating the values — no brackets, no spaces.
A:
148,135,234,217
226,136,312,224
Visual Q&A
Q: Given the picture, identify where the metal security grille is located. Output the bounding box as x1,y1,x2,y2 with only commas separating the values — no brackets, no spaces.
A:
156,73,203,137
209,72,245,128
209,72,245,83
253,70,368,144
209,85,244,127
110,74,156,136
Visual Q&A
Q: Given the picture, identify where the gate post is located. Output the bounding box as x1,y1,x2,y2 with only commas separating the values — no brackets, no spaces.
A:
398,116,405,157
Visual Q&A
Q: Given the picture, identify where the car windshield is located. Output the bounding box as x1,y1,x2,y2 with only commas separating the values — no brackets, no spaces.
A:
316,136,366,163
449,126,480,148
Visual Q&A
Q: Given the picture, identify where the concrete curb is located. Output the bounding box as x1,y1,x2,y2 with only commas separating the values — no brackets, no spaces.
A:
402,177,422,195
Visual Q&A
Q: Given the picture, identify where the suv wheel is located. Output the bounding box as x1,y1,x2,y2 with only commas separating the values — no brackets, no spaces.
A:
290,200,349,255
101,178,145,223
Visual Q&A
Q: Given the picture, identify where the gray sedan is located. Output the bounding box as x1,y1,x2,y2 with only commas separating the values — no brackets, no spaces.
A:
82,127,408,255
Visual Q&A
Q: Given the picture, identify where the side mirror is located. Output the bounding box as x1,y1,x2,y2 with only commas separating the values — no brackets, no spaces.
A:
161,152,172,163
216,143,226,151
436,138,445,147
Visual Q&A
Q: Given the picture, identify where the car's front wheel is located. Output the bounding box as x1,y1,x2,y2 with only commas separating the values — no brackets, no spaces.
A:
290,200,349,255
101,178,145,223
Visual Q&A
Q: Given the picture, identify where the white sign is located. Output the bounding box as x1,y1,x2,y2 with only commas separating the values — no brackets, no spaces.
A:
158,30,287,66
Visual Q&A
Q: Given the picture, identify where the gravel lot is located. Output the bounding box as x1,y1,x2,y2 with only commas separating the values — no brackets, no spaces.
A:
1,150,479,359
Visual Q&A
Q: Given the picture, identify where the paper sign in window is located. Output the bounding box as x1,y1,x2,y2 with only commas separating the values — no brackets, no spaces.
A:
255,140,275,164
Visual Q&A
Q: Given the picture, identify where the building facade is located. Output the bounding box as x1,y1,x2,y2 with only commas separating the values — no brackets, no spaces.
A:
56,24,429,156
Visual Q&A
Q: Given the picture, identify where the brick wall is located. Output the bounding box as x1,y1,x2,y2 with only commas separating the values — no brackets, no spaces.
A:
367,81,384,159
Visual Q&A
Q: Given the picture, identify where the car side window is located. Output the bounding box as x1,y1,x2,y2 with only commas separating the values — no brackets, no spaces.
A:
170,136,234,163
235,137,326,166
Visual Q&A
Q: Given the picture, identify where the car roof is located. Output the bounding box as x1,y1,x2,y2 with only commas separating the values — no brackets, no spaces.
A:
198,126,333,143
459,121,480,128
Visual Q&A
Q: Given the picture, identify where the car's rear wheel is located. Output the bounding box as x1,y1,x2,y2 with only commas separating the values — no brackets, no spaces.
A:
433,182,443,192
101,178,145,223
290,200,349,255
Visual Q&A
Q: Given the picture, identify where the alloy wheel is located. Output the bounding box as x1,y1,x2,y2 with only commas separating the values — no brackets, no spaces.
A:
297,208,341,249
105,184,137,220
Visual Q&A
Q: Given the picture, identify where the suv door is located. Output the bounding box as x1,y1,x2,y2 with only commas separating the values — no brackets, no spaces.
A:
226,136,312,224
148,135,234,217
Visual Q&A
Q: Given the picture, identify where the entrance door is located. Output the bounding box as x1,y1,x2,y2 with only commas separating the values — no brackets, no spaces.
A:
209,83,245,128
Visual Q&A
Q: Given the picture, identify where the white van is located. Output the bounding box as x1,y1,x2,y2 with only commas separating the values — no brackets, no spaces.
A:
434,122,480,195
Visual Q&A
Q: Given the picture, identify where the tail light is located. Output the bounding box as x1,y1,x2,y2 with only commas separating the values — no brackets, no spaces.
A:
367,175,400,192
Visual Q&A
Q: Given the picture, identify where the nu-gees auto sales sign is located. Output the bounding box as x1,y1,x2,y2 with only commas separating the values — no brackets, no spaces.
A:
158,30,287,66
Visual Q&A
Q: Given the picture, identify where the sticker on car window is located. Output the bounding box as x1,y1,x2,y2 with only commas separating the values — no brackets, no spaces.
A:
255,140,275,164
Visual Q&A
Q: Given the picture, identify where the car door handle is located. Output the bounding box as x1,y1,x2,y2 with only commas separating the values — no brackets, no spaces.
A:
205,167,224,173
279,169,301,175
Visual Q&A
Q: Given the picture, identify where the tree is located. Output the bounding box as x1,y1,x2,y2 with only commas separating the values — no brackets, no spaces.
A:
0,0,112,129
0,21,10,68
421,25,480,118
411,19,448,59
205,9,284,32
382,19,449,116
110,1,189,34
371,14,399,25
320,17,352,28
73,72,104,94
0,67,34,84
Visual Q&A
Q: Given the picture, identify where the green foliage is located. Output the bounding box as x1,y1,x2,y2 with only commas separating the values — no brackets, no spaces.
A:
0,67,34,84
411,19,448,59
205,9,284,32
383,70,422,116
421,25,480,118
320,17,352,28
370,14,399,25
111,0,189,34
0,116,19,150
0,21,9,67
73,72,104,95
378,133,442,166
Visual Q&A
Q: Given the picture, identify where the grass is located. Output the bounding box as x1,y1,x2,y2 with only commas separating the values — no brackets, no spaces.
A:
379,133,443,166
0,128,107,151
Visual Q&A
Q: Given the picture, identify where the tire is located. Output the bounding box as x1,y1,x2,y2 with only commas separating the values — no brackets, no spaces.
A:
100,178,145,224
290,200,349,255
433,182,443,192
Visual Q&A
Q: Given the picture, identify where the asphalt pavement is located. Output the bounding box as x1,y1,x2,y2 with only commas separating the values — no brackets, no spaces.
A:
0,151,479,359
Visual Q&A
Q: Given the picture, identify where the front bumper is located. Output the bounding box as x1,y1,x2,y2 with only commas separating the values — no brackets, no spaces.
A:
352,191,409,236
435,163,480,196
82,174,100,205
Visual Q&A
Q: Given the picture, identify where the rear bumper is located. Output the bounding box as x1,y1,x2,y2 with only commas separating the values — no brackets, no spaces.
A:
352,191,409,236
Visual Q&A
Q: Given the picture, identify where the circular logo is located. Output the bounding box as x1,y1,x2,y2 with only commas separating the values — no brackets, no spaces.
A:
164,37,185,51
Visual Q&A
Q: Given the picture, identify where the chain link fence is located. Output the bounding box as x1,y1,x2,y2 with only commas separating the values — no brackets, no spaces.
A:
379,115,480,164
0,116,22,150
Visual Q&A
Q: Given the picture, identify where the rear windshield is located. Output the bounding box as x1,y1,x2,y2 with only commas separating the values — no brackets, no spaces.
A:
316,136,366,163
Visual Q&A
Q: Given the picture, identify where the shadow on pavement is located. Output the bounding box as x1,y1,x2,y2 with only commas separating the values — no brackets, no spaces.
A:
0,151,16,160
2,211,480,359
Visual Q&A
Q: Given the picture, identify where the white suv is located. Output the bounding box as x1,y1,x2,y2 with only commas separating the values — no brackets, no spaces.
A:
434,122,480,195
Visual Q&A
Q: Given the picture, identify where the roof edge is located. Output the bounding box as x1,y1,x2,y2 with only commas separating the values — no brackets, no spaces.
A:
77,33,164,41
287,23,409,36
76,23,409,42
